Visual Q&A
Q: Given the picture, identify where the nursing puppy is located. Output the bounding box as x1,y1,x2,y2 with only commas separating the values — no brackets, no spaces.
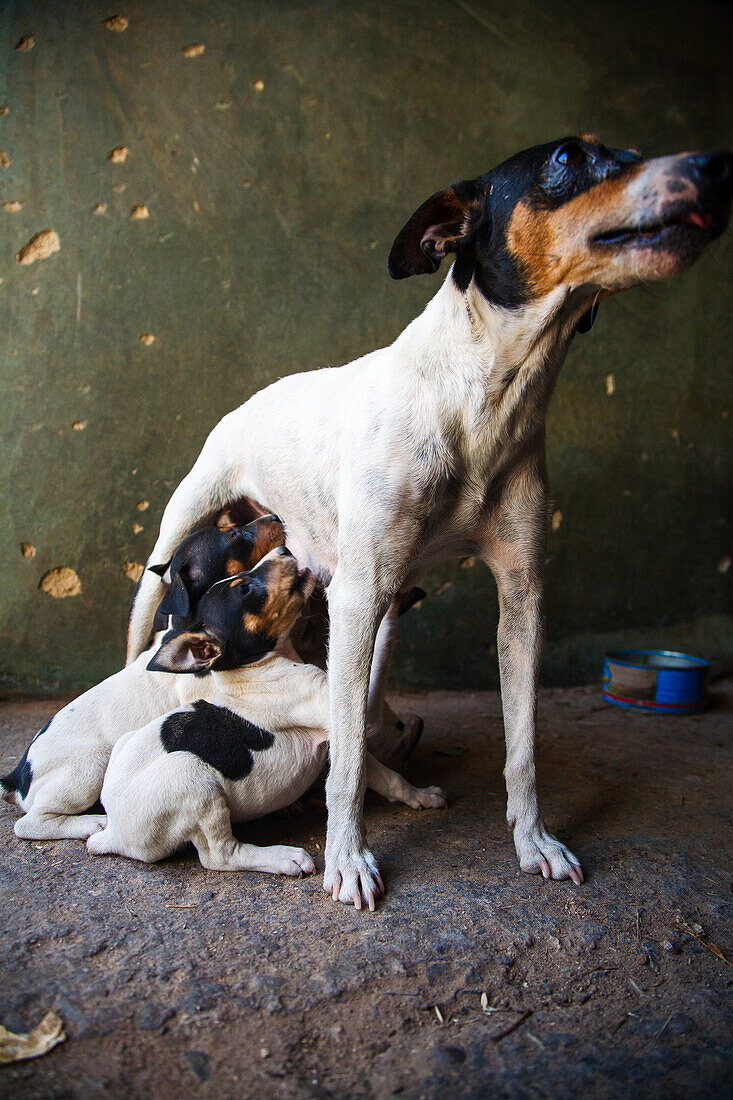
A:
2,516,285,840
89,547,445,885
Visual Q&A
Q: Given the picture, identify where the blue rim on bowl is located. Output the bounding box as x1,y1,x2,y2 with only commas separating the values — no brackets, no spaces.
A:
602,649,710,714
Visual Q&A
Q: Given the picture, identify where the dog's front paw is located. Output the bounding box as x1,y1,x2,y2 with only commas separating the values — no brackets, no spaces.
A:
513,823,583,885
270,846,315,877
407,785,447,810
323,846,384,911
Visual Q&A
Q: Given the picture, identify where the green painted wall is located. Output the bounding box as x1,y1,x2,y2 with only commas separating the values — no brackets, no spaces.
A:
1,0,731,693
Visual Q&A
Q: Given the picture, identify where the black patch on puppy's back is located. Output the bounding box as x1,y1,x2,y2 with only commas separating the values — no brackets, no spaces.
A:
160,700,274,781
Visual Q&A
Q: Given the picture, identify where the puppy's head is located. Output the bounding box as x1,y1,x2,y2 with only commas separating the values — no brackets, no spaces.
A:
147,546,314,674
388,138,732,328
149,514,286,626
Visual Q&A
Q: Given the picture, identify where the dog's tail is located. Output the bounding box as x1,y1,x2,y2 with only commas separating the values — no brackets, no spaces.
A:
1,751,31,806
126,442,235,664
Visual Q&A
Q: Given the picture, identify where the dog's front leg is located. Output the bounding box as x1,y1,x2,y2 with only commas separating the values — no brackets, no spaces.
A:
485,536,583,886
324,570,388,910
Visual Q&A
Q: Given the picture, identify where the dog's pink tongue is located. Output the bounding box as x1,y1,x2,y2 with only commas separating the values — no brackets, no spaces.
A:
683,210,714,229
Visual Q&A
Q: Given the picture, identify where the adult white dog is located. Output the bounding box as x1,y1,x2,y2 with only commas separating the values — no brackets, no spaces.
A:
126,137,732,909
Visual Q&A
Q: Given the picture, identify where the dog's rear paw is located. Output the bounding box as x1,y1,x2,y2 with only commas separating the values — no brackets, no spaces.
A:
323,846,384,911
408,785,447,810
514,825,583,885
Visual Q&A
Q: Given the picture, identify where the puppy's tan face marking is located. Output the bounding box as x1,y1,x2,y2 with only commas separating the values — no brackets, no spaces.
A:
226,558,245,576
247,515,286,564
242,554,308,641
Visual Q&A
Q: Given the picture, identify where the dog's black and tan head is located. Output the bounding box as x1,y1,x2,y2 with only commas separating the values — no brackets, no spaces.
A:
388,137,732,327
147,546,315,674
148,514,286,627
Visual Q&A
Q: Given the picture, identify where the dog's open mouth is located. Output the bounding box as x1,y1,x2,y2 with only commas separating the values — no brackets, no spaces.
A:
592,208,717,248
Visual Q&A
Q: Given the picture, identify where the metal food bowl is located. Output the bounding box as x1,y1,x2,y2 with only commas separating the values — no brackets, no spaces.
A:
602,649,710,714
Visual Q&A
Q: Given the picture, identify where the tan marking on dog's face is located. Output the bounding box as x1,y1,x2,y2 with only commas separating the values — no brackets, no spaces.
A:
247,516,286,565
226,557,245,575
242,555,307,640
505,150,726,297
506,163,646,295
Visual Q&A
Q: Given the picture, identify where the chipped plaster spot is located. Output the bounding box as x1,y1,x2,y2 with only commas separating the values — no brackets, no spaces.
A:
2,201,22,213
139,333,155,345
15,36,35,52
15,230,60,265
39,567,81,598
460,556,476,569
434,581,453,596
605,374,615,396
252,79,265,92
182,43,205,58
551,510,563,531
72,420,86,431
131,522,143,535
214,97,232,110
0,106,8,116
0,152,10,169
136,499,150,511
130,204,149,219
30,287,39,296
107,146,129,164
93,203,108,215
670,428,680,442
718,556,731,575
102,15,129,32
20,543,36,559
112,183,126,194
121,560,144,582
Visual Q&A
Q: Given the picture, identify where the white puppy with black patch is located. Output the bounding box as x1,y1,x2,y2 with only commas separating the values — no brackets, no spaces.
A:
2,517,286,840
89,547,446,878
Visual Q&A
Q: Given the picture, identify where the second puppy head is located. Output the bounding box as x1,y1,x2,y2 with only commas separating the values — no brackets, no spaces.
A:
149,514,286,626
148,546,314,674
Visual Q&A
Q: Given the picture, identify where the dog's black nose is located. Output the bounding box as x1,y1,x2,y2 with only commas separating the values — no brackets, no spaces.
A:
687,151,732,186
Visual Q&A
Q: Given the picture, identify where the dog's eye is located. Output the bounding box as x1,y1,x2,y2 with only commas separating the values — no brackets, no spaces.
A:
554,142,587,167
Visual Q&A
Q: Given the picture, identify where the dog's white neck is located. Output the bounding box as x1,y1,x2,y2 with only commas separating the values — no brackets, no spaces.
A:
397,268,579,390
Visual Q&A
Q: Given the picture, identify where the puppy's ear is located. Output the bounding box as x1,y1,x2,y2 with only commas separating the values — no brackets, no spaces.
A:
158,572,191,617
387,180,480,280
147,561,170,577
147,630,222,674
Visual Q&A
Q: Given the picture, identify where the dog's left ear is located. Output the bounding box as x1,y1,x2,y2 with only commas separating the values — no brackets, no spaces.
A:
388,180,480,280
147,629,222,674
158,571,191,618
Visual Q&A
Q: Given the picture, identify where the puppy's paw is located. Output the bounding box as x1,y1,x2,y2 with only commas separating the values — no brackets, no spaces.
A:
323,846,384,912
271,846,315,877
513,824,583,885
407,785,447,810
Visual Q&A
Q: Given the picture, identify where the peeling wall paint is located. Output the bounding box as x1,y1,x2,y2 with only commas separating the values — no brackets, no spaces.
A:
0,0,730,693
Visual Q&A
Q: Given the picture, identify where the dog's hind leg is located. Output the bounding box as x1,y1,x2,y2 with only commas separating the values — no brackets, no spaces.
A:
192,796,315,876
15,811,107,840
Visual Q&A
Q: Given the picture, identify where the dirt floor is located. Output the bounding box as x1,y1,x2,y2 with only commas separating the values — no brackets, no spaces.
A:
1,683,732,1099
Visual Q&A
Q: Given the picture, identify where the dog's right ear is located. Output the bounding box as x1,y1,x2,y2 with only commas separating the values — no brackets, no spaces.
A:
387,180,480,280
147,630,222,674
158,571,191,618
